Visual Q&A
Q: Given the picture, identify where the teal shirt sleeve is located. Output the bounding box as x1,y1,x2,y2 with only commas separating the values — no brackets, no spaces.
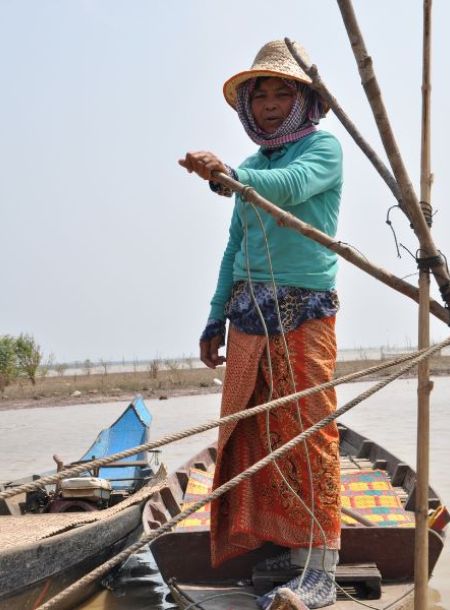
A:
208,205,243,320
235,135,342,207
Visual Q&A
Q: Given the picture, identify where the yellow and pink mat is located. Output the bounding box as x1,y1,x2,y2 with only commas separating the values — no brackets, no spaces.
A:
176,467,417,532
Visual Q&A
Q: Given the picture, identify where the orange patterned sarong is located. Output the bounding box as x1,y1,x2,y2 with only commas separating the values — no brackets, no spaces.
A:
211,317,341,567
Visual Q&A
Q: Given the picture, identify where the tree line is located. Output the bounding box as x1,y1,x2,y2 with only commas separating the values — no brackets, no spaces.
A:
0,334,43,393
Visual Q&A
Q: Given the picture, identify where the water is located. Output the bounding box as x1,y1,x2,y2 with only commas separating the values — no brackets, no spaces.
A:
0,380,448,608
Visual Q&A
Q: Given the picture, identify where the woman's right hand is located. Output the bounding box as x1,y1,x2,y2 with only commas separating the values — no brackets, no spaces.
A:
200,335,226,369
178,151,227,181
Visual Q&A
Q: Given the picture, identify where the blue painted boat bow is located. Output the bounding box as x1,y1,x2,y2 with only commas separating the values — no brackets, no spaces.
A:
79,395,153,490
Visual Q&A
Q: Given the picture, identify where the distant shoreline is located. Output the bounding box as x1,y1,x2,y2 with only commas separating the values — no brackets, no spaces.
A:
0,366,224,412
1,354,450,412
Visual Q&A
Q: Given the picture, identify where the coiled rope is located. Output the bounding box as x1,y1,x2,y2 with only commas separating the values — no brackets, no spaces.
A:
35,335,450,610
0,346,438,502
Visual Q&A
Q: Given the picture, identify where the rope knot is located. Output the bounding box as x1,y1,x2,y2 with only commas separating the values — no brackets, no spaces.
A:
416,253,444,272
277,211,291,227
240,185,256,202
419,200,433,228
439,281,450,323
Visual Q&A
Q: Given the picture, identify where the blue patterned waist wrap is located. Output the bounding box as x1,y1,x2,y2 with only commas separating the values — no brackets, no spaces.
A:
200,281,339,343
226,280,339,335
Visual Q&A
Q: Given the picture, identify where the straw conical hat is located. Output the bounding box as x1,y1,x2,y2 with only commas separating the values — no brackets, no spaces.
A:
223,40,313,109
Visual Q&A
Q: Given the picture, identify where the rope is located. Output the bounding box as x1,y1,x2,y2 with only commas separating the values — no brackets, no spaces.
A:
416,253,444,272
0,346,435,502
439,281,450,305
419,200,433,228
436,252,450,315
243,201,431,607
245,201,319,584
242,198,387,608
35,336,449,610
182,591,258,609
385,204,402,258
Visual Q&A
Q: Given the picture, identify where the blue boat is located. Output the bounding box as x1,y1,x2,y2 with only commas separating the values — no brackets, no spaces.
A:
0,395,166,610
79,394,155,492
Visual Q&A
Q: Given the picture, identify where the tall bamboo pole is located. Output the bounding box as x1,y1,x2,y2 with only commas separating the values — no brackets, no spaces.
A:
286,34,450,322
327,1,450,311
284,39,403,208
415,2,433,608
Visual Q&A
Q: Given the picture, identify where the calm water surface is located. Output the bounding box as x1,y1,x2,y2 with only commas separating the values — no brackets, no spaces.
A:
0,379,448,609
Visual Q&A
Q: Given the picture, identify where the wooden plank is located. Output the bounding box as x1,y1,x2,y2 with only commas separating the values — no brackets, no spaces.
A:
252,563,381,599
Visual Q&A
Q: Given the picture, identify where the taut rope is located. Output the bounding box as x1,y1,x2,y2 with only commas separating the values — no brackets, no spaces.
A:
35,336,449,610
0,345,440,502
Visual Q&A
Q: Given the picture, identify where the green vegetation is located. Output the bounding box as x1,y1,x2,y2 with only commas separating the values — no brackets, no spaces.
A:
0,336,18,393
14,334,43,385
0,334,43,393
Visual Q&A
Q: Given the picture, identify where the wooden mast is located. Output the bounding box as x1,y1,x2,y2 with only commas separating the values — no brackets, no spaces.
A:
415,1,433,607
327,1,450,314
288,2,440,605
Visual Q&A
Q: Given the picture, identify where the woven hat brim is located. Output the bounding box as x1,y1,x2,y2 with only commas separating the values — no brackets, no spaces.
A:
223,69,313,109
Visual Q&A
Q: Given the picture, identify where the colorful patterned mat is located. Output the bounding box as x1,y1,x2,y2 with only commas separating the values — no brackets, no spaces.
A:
341,469,415,527
176,467,214,531
176,467,415,531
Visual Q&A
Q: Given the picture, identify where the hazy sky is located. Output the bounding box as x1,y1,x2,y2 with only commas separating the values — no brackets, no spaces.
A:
1,1,450,362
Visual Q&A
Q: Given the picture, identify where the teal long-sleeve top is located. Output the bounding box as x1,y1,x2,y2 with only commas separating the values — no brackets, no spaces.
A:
209,130,343,322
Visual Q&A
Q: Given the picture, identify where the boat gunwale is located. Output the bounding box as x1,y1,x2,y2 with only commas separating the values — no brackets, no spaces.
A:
145,423,446,594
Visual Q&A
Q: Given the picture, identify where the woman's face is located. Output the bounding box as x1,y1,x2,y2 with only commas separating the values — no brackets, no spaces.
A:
250,77,297,134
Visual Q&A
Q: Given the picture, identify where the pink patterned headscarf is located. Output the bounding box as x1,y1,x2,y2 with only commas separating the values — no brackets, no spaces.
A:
236,78,325,149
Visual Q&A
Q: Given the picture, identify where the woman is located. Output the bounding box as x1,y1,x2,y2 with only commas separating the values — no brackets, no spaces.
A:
179,40,342,610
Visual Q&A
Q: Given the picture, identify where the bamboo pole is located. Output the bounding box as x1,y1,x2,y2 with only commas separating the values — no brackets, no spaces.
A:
333,0,450,312
415,2,433,608
283,39,403,209
212,171,449,325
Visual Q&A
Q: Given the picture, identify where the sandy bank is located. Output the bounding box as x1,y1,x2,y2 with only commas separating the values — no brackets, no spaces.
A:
2,354,450,412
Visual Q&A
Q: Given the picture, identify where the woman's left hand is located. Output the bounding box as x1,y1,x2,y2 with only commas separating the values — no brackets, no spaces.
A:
178,151,227,181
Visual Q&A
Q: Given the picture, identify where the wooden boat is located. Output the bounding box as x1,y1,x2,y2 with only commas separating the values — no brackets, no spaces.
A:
0,396,166,610
145,423,448,610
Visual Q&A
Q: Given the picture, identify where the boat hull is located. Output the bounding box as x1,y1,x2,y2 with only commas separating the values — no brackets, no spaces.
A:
145,424,447,610
0,396,159,610
150,527,444,585
0,505,142,610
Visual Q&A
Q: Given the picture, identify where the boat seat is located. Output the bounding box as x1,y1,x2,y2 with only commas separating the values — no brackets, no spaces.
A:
252,562,382,599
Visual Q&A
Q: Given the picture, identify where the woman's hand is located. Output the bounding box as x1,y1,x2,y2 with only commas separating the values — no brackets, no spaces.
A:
178,151,227,181
200,335,226,369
